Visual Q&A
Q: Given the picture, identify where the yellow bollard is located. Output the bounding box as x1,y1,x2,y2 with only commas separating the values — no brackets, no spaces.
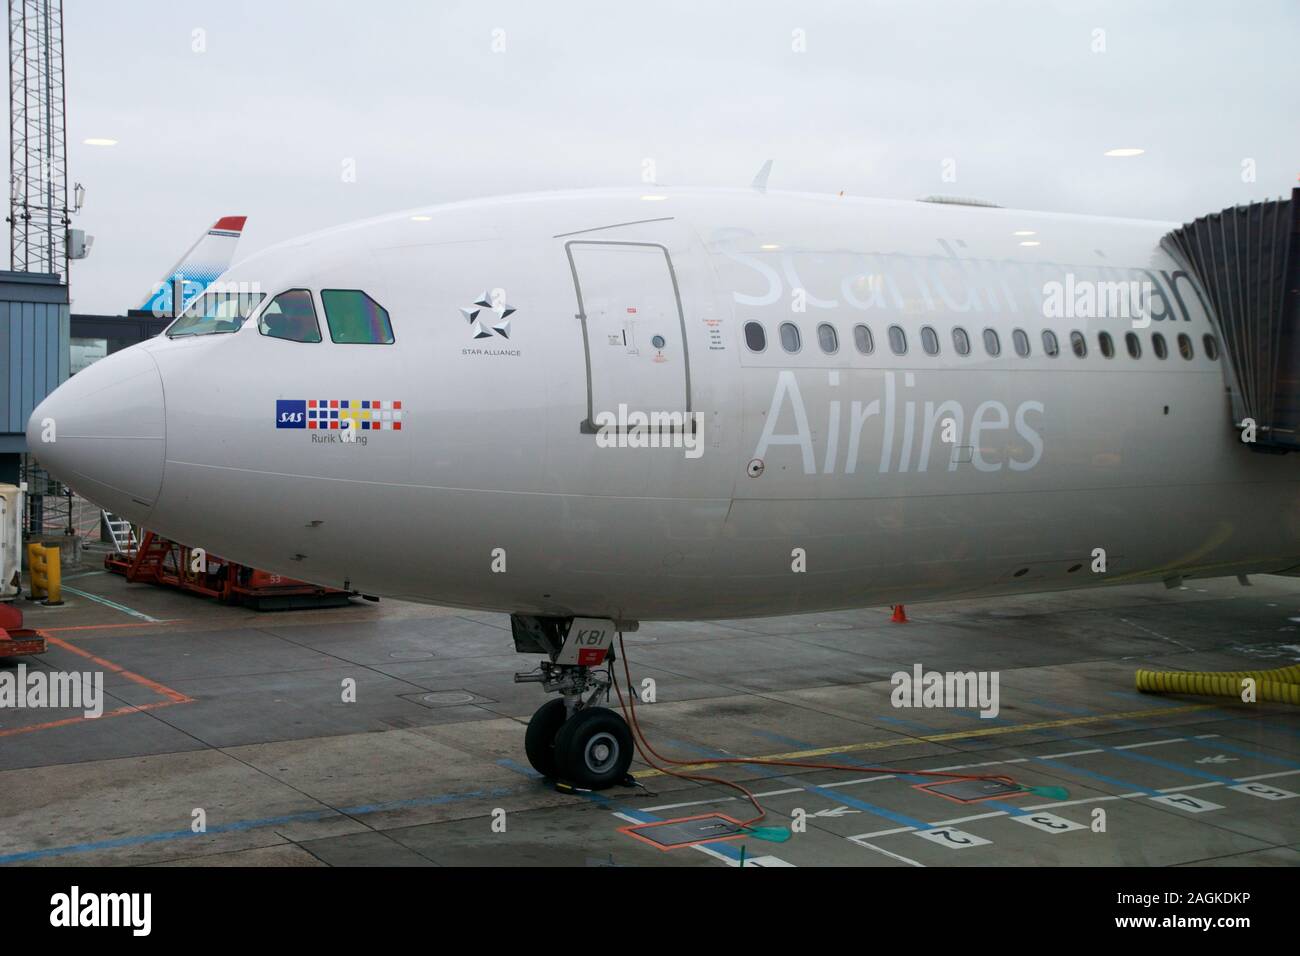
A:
27,542,47,599
26,543,64,606
42,545,63,606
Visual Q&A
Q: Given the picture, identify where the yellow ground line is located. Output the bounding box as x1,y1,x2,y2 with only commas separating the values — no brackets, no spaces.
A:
631,703,1214,779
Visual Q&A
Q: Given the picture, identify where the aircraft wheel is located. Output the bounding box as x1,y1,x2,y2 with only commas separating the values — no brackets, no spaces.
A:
524,699,570,778
554,707,633,790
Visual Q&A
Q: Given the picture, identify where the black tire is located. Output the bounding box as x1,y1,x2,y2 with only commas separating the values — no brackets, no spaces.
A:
554,707,634,790
524,699,569,778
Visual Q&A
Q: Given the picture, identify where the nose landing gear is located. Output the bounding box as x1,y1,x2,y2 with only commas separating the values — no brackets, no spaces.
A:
513,615,635,790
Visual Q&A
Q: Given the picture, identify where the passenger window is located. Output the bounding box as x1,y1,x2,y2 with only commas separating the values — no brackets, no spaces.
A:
1203,334,1219,360
1178,333,1194,360
983,328,1000,357
953,327,970,355
853,324,874,355
1098,331,1114,358
1042,329,1059,357
779,322,801,353
744,321,766,352
1070,331,1087,357
921,326,939,355
320,289,395,344
817,323,839,354
1125,331,1141,358
1012,328,1030,357
888,325,907,355
259,289,322,343
1152,332,1168,359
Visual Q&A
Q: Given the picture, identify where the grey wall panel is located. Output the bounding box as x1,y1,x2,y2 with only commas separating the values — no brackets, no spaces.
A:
0,296,70,441
0,304,10,432
7,306,22,434
22,303,36,431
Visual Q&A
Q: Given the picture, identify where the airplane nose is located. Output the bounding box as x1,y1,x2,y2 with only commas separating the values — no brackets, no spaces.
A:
26,345,166,520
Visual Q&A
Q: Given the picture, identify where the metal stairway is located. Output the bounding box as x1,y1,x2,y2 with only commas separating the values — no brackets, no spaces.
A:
102,511,138,553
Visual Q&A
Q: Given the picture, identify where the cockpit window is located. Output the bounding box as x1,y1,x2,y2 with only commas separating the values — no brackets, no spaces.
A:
259,289,322,343
166,287,265,337
321,289,395,344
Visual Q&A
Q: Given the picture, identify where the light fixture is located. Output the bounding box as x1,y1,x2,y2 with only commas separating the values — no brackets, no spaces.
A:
1012,230,1036,237
83,137,117,147
1103,148,1144,157
1019,240,1041,247
640,194,667,201
760,243,780,250
410,215,432,222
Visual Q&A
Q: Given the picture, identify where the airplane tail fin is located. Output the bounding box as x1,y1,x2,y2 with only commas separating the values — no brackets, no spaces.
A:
138,216,248,316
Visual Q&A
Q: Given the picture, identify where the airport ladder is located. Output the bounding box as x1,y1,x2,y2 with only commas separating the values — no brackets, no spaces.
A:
103,511,138,553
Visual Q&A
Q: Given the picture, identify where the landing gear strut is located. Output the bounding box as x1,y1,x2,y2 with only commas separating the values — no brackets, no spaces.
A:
513,615,634,790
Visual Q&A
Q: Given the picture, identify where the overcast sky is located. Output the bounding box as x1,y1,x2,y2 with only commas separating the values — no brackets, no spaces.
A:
57,0,1300,315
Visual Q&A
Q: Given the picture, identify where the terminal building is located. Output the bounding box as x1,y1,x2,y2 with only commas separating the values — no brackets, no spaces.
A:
0,271,70,486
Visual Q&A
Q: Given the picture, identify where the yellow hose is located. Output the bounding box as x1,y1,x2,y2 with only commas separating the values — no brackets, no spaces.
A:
1136,664,1300,705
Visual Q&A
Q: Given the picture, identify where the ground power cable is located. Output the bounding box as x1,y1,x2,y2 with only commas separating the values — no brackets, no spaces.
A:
611,632,1069,843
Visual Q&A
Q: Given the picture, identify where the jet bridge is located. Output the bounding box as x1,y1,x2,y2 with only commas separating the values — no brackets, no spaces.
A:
1161,188,1300,452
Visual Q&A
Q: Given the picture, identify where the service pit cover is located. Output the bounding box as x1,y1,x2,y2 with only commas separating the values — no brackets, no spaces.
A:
916,778,1028,804
621,813,747,850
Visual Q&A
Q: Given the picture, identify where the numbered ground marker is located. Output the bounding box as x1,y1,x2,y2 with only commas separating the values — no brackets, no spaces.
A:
915,827,991,849
1149,793,1223,813
1229,782,1297,801
1011,811,1086,834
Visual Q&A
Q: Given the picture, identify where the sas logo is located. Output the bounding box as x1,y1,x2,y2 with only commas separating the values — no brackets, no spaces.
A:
276,399,306,429
276,399,404,431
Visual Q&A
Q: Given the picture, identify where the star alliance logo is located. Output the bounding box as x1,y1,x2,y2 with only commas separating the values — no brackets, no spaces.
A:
460,290,517,339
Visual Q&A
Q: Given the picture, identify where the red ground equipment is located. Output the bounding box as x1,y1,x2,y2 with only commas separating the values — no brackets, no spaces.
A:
104,531,353,611
0,602,46,657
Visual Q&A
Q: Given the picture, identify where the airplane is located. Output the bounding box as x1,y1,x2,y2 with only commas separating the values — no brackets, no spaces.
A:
137,215,248,316
27,186,1300,789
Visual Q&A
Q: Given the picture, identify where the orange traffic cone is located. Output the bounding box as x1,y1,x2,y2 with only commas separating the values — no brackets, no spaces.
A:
890,604,908,623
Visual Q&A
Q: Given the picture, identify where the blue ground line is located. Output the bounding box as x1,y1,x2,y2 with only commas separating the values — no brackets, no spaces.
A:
1173,735,1300,769
1255,720,1300,739
750,728,814,749
1106,689,1189,708
1192,714,1300,745
1030,698,1300,772
935,697,1170,806
60,585,163,623
873,714,936,734
1028,698,1095,716
0,809,336,864
748,728,889,770
664,738,789,780
1083,743,1239,784
497,758,544,779
802,781,931,830
981,799,1032,816
1032,756,1162,796
0,785,520,865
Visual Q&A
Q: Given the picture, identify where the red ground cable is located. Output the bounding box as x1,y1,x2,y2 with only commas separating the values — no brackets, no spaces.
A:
612,632,1032,829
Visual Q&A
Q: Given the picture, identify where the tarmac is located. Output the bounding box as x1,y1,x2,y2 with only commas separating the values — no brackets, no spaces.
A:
2,550,1297,867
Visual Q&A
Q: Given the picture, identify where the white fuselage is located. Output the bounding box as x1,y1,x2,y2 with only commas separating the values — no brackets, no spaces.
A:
31,188,1300,620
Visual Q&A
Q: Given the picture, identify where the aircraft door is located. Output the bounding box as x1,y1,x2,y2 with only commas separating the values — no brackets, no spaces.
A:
567,241,692,432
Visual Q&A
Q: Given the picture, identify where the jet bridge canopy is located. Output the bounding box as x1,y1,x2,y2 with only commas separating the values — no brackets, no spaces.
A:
1161,188,1300,452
